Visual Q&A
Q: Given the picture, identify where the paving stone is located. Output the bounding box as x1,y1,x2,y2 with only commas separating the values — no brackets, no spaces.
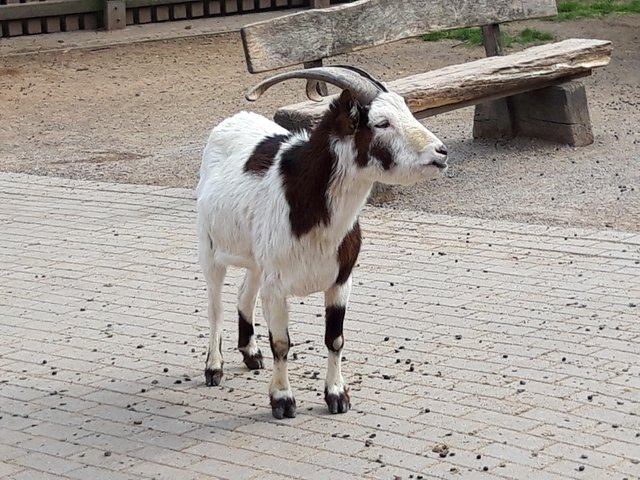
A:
12,451,84,476
1,172,638,480
66,465,140,480
189,457,270,479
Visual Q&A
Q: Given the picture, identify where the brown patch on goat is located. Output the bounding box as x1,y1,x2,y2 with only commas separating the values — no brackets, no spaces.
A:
332,90,359,137
324,305,346,353
336,221,361,284
268,330,291,362
280,92,346,236
370,143,395,170
280,139,332,237
244,134,289,175
237,310,254,350
354,122,373,168
333,90,373,168
280,90,375,237
238,310,263,370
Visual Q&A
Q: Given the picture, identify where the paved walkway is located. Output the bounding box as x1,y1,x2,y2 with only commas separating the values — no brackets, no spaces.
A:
0,172,638,480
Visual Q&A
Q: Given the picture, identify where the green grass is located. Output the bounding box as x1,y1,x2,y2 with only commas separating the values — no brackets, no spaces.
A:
422,1,640,46
554,0,640,20
422,27,554,47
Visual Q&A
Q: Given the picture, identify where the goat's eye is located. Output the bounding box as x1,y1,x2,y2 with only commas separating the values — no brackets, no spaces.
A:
374,120,390,129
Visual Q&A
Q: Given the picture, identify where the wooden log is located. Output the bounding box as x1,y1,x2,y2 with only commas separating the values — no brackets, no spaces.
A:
511,81,594,146
271,39,612,130
473,99,515,139
241,0,557,73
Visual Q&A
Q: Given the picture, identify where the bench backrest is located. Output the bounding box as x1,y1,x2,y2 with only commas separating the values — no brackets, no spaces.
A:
241,0,558,73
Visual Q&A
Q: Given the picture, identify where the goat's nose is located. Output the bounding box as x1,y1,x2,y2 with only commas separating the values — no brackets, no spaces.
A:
435,144,448,156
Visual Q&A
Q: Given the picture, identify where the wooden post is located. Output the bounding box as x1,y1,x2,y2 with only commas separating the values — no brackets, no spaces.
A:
510,81,594,146
473,23,516,138
481,23,502,56
303,0,331,96
103,0,125,29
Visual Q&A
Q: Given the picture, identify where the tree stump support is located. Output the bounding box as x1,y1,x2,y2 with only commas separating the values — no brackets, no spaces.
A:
473,24,594,146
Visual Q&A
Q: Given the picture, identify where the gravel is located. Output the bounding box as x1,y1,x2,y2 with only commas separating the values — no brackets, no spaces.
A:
1,16,638,231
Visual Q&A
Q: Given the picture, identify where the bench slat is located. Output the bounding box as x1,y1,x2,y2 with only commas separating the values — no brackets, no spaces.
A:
241,0,558,73
272,39,612,130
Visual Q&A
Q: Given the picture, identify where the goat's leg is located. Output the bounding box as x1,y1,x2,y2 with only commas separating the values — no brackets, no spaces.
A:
237,268,264,370
323,278,352,414
203,261,227,386
261,283,296,419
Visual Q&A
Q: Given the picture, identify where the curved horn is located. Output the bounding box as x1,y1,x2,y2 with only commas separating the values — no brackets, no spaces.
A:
329,65,388,93
246,66,383,104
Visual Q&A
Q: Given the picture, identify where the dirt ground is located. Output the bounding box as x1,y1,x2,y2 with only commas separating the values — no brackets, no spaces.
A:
1,15,639,231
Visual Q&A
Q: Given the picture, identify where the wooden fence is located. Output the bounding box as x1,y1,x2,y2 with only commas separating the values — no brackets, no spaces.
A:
0,0,350,38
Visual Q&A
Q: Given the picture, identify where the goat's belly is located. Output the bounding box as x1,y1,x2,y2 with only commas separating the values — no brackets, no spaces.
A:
214,251,257,270
282,257,339,297
208,224,256,269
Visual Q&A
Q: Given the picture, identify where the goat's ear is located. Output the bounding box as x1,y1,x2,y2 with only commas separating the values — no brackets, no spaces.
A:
338,89,362,133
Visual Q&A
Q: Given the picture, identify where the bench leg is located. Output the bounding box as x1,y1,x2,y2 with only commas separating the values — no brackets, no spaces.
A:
510,81,594,146
472,98,516,139
472,81,594,146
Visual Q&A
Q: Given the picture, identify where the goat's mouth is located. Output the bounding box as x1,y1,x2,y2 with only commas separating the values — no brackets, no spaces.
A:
428,158,448,170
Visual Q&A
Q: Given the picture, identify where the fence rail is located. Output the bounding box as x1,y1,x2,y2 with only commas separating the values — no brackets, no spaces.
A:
0,0,350,38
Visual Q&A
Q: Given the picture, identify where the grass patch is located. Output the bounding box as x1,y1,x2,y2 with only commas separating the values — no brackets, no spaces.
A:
506,28,555,46
422,27,554,47
421,27,484,45
554,0,640,20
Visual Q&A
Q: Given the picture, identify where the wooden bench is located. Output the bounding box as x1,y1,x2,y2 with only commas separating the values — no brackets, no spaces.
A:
240,0,612,147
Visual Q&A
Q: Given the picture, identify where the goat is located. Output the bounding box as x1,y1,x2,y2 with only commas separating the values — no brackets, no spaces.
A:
196,66,448,419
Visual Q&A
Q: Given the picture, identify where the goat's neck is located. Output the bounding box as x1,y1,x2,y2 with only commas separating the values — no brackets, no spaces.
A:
288,114,373,242
325,138,373,240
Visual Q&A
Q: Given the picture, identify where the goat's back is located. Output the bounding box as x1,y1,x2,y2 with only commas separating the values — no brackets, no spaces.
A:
197,111,289,196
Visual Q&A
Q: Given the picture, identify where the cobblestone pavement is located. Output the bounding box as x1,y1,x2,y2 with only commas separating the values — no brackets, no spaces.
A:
0,172,638,480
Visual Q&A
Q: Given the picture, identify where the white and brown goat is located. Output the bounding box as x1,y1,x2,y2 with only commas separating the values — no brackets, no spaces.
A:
196,66,447,419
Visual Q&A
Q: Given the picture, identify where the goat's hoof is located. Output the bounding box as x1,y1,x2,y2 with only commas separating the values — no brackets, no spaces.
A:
270,394,296,419
241,350,264,370
325,386,350,414
205,368,223,386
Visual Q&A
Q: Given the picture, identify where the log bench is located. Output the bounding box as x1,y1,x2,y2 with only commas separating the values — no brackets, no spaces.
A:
240,0,612,146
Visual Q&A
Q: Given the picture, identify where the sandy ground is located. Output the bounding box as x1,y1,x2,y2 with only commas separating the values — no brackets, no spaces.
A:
1,15,639,231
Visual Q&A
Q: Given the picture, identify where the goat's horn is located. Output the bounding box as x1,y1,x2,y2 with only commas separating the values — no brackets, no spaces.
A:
246,66,383,104
328,65,388,93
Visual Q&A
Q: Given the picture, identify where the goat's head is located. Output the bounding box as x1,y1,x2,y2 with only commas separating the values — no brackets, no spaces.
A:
247,66,448,186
